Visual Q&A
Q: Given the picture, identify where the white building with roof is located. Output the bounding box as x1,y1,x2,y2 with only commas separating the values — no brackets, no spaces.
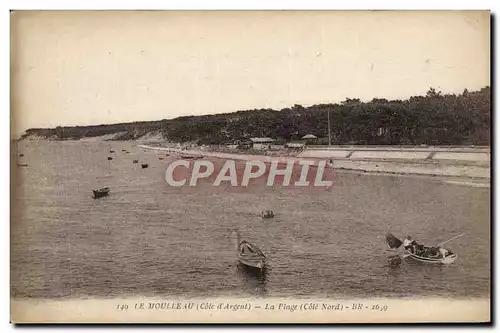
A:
250,137,275,150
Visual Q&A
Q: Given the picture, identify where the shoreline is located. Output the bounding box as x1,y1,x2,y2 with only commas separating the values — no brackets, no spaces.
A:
138,144,491,181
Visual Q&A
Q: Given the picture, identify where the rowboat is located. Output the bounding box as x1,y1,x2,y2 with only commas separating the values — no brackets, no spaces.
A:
386,232,458,265
93,187,110,199
238,241,267,269
403,251,457,264
261,210,275,219
233,231,267,270
141,164,149,169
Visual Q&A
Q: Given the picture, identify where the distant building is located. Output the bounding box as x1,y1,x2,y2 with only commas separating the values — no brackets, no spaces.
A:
301,134,318,145
301,134,318,140
234,138,253,149
286,142,305,149
250,137,275,150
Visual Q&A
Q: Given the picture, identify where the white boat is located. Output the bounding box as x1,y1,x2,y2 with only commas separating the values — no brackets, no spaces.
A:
386,232,459,265
232,231,267,269
403,250,457,264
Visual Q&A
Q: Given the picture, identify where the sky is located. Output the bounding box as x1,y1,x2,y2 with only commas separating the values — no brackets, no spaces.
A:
11,11,490,136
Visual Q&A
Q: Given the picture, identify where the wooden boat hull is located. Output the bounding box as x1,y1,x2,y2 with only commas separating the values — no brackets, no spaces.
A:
238,255,266,269
235,235,267,270
403,251,457,264
93,188,110,199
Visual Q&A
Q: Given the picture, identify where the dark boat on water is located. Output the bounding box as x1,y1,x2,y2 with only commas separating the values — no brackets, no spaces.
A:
19,153,24,157
262,210,274,219
17,163,28,167
232,230,267,270
133,160,138,163
108,157,113,160
158,157,164,160
109,150,115,153
141,164,149,168
93,187,110,199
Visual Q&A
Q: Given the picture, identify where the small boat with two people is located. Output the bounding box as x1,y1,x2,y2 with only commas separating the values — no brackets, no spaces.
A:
93,187,110,199
386,232,460,264
262,210,275,219
232,230,267,271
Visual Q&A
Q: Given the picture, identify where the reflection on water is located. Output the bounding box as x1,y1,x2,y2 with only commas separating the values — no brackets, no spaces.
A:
386,265,402,278
236,263,269,296
386,255,402,267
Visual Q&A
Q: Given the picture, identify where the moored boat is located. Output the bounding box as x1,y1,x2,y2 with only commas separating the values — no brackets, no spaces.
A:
233,231,267,270
141,164,149,168
93,187,110,199
262,210,275,219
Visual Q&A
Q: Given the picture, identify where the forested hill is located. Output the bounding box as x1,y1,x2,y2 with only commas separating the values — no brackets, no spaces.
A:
21,86,491,146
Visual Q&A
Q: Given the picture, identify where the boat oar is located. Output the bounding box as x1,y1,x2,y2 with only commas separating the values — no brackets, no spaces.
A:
437,233,465,247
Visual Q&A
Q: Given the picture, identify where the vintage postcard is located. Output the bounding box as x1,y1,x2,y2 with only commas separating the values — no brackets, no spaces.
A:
10,10,490,323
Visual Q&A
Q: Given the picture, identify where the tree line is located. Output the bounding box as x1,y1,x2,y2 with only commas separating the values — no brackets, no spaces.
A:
21,86,491,146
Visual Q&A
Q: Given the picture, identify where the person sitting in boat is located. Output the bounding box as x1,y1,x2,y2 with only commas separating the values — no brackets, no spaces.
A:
438,247,450,258
403,236,417,253
427,246,440,258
